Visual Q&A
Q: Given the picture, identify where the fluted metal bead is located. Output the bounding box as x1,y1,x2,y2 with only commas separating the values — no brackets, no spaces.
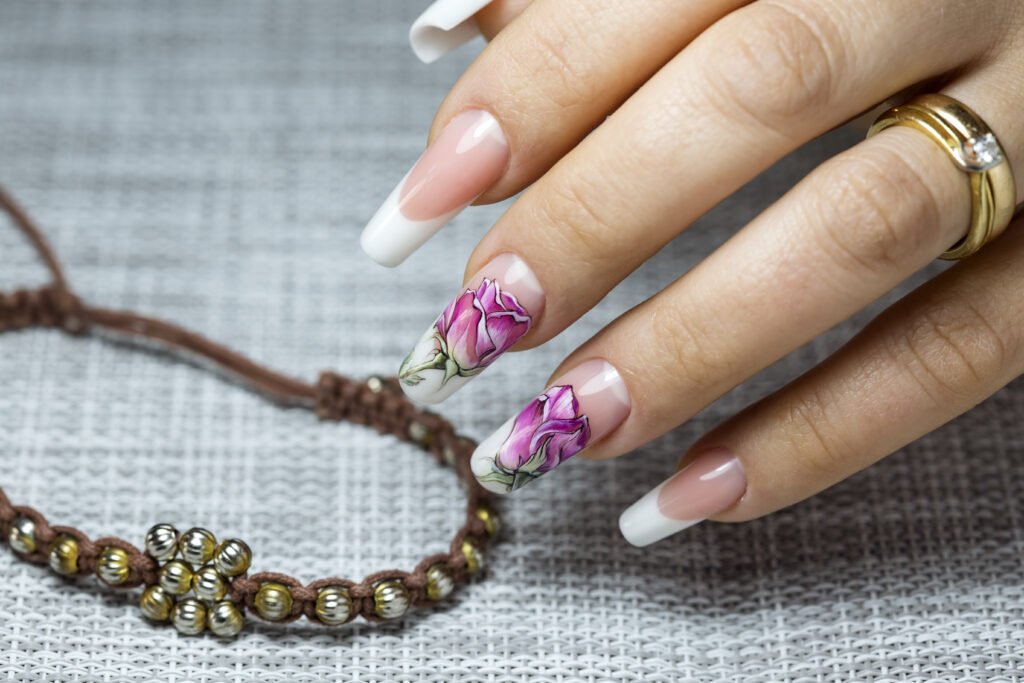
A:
212,538,251,577
315,586,353,625
8,516,37,554
407,421,432,447
139,584,175,621
171,597,207,635
191,565,227,602
425,563,455,601
158,559,194,596
48,534,80,575
461,538,485,575
206,600,245,637
373,580,410,619
366,375,385,393
179,527,217,566
144,524,178,562
475,502,501,536
254,582,293,621
96,546,131,585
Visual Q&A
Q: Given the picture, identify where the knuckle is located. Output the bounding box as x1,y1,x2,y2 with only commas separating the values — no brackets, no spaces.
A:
779,389,850,479
534,171,620,264
887,295,1014,405
518,11,598,111
811,148,944,275
644,303,724,393
701,2,841,136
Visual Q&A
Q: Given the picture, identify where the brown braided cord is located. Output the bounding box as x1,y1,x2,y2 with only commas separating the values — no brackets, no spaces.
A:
0,186,496,628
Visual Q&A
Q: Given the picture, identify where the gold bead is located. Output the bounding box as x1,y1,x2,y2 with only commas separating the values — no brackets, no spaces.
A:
171,597,207,635
425,563,455,601
213,538,252,577
96,546,131,585
48,534,80,575
8,516,37,554
254,582,293,621
314,585,352,625
206,600,245,637
407,421,432,447
158,559,194,596
373,580,410,619
179,527,217,566
461,538,485,575
475,502,501,536
191,565,227,602
144,523,178,562
139,584,175,621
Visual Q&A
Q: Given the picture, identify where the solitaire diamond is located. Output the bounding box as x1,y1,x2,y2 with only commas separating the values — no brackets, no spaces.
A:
957,133,1003,171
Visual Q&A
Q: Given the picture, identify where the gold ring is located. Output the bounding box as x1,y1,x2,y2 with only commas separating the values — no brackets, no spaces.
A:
867,93,1016,260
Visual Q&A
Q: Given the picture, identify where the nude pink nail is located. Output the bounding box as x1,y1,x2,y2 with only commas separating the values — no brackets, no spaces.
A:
360,109,509,267
618,448,747,546
470,359,631,494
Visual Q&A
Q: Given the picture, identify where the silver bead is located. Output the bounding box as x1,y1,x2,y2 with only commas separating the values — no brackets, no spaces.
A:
373,580,410,619
140,584,175,621
158,559,194,596
254,582,293,621
48,534,80,575
171,597,207,635
144,524,178,562
179,527,217,566
407,421,432,447
8,516,37,554
366,375,385,393
425,563,455,601
212,539,252,577
315,585,353,625
191,565,227,602
206,600,245,637
96,546,132,585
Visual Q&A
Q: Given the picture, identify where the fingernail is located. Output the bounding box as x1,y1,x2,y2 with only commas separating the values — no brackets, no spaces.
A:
399,252,543,404
360,109,509,267
618,448,746,547
409,0,493,64
470,359,631,494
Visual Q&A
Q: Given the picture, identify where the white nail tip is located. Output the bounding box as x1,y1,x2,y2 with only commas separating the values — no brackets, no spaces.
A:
359,171,463,268
618,483,702,547
470,417,517,495
409,0,494,63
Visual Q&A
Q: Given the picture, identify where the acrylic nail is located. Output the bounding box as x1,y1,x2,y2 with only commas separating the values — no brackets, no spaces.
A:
618,448,746,547
360,109,509,267
409,0,494,64
398,252,544,404
470,359,631,494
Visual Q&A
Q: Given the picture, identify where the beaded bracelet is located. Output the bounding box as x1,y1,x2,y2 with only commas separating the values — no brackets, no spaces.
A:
0,187,500,636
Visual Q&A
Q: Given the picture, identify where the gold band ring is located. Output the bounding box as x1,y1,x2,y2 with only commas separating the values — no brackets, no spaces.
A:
867,93,1016,260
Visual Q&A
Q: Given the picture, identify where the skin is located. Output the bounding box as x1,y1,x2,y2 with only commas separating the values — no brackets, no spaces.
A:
425,0,1024,523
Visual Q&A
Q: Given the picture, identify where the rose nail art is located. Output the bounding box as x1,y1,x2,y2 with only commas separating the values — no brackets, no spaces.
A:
360,109,509,267
471,359,631,494
399,253,544,404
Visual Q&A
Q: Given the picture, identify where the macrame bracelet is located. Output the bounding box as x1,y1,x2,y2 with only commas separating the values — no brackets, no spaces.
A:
0,186,500,636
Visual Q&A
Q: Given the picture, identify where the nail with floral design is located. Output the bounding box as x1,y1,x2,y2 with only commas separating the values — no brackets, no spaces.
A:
471,359,631,494
399,253,544,404
360,109,509,267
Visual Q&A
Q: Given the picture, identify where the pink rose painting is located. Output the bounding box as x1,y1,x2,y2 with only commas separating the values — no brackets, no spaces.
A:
477,385,590,492
399,278,531,390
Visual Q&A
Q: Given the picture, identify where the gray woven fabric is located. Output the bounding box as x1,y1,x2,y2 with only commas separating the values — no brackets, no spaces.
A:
2,2,1023,681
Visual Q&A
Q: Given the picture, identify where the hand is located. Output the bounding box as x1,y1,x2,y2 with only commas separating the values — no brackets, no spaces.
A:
361,0,1024,545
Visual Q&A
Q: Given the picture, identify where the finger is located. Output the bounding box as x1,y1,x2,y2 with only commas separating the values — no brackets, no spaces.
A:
409,0,532,63
362,0,748,266
463,59,1023,488
459,0,1012,345
396,0,1013,404
620,212,1024,545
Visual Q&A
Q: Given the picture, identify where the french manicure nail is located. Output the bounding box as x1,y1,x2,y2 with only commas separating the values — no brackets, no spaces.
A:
618,448,746,547
360,109,509,267
409,0,494,64
470,359,631,494
399,253,544,404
